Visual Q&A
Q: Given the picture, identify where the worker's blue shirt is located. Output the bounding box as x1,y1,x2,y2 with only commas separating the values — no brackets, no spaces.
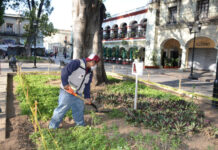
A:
61,58,93,98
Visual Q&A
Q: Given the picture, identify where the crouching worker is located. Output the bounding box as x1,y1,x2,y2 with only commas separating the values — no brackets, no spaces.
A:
49,54,100,129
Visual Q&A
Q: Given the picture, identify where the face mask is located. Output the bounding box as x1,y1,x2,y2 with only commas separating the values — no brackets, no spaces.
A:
91,65,97,70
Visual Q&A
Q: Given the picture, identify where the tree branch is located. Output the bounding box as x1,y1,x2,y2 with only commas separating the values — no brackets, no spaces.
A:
31,0,35,8
37,0,44,19
27,0,32,10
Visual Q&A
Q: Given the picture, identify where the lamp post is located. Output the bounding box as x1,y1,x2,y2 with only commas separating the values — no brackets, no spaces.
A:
212,49,218,108
188,21,202,79
33,21,37,68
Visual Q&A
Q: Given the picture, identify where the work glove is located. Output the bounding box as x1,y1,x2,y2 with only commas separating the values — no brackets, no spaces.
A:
84,98,92,105
64,85,77,96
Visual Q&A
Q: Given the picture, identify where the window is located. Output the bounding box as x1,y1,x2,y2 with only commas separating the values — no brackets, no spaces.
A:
168,6,177,24
197,0,209,19
6,23,13,32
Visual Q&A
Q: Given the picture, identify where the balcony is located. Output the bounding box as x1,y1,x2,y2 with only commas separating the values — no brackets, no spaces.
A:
127,31,146,38
0,31,18,36
103,31,146,41
103,34,110,40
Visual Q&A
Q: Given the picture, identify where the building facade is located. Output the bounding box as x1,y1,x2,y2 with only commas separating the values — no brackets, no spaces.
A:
0,14,44,56
155,0,218,71
43,29,72,58
102,3,155,64
102,0,218,71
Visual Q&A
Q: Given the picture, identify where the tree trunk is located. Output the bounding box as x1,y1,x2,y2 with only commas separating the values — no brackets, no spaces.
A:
25,36,33,56
72,0,107,85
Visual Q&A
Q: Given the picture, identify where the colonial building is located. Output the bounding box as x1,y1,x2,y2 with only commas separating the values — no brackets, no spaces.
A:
102,0,218,71
43,29,72,58
102,3,154,64
155,0,218,71
0,14,44,56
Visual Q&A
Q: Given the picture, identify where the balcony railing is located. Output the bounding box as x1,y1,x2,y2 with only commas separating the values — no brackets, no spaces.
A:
103,30,146,40
0,31,18,36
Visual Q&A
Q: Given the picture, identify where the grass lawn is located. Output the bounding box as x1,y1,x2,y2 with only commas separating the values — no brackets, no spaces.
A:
14,73,218,150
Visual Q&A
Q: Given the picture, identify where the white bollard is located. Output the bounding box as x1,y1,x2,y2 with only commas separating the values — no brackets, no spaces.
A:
132,60,143,110
134,74,138,110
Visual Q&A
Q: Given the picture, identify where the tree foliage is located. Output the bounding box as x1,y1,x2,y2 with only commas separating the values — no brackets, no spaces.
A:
7,0,56,55
0,0,8,26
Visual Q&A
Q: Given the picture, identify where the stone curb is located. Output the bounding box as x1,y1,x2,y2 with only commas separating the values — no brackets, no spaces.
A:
0,73,7,141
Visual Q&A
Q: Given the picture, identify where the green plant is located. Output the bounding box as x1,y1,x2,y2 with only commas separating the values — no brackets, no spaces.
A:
121,40,128,45
90,111,101,126
15,74,60,120
107,109,125,119
132,47,139,60
31,126,129,150
121,49,127,59
16,56,42,61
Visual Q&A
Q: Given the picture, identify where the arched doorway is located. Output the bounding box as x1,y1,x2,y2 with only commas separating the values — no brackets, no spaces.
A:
161,39,182,68
186,37,216,71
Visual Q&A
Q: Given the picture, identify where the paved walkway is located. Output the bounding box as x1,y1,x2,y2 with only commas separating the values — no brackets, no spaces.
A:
0,58,215,97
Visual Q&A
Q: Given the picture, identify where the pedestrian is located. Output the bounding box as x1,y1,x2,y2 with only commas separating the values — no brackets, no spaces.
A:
54,51,57,58
54,48,58,58
64,51,67,59
3,52,6,59
49,53,100,129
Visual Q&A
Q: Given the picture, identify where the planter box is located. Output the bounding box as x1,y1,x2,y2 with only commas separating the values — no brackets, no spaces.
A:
122,61,129,65
116,61,121,64
144,66,159,69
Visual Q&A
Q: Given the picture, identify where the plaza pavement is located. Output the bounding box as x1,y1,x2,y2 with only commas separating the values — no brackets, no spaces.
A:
0,57,215,97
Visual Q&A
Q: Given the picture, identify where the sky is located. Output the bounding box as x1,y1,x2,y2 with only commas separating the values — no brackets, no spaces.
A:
6,0,149,30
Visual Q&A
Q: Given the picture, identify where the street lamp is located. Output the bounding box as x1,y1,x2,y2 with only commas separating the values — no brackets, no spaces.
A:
33,21,37,68
188,21,202,79
212,48,218,108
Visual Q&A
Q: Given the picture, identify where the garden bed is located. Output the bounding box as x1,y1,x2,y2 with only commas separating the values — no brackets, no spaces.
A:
0,73,218,150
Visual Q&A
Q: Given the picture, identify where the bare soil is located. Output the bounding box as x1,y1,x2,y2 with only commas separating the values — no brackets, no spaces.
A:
0,77,218,150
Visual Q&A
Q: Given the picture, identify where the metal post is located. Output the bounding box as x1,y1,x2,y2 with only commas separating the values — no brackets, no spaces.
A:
33,23,37,68
189,32,197,79
212,50,218,108
134,74,138,110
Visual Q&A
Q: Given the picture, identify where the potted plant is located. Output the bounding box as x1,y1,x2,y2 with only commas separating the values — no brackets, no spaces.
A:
111,49,116,63
163,58,173,68
121,49,128,65
145,50,159,69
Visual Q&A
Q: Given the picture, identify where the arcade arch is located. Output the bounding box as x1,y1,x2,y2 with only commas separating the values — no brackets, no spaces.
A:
120,23,127,38
185,37,216,71
129,21,138,38
161,39,182,67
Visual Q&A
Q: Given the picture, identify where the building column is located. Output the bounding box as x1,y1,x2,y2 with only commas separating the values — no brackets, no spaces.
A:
118,28,122,38
144,2,158,67
180,44,187,69
137,24,142,37
127,26,131,38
